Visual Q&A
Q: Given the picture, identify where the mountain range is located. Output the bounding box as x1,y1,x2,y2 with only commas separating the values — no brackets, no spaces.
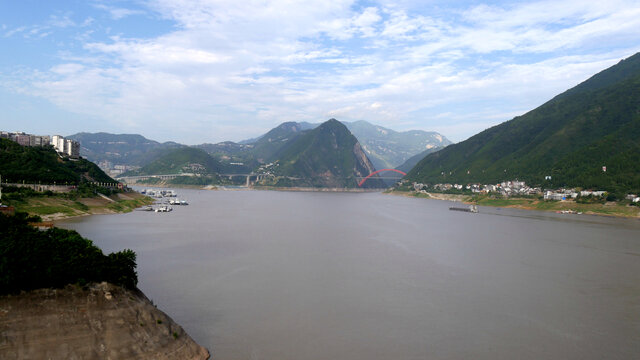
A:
125,119,384,188
67,132,183,166
72,120,449,173
342,120,451,170
61,51,640,193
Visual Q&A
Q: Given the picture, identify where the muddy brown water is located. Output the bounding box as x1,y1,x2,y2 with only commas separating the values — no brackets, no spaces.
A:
59,189,640,360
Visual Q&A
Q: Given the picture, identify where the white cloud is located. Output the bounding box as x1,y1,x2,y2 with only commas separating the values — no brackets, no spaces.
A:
4,0,640,143
93,4,145,20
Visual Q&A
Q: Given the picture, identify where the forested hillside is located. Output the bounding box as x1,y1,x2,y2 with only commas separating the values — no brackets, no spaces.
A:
0,139,114,184
261,119,385,188
406,52,640,195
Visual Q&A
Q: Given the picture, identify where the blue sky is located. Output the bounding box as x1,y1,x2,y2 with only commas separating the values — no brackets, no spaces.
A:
1,0,639,144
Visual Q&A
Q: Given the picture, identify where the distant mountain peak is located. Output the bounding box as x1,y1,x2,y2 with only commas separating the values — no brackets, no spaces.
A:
342,120,451,170
257,118,384,188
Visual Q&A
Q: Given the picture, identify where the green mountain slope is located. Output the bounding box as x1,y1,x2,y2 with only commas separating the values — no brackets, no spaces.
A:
406,52,640,195
68,132,184,166
343,120,451,169
131,147,222,176
396,147,444,173
194,141,255,174
248,122,312,162
262,119,384,188
0,138,114,184
239,121,317,144
197,122,313,173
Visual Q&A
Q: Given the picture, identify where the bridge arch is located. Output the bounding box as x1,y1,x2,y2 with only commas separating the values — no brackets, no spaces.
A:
358,169,407,187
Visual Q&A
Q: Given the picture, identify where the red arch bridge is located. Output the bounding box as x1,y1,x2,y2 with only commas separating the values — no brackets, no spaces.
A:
358,169,407,187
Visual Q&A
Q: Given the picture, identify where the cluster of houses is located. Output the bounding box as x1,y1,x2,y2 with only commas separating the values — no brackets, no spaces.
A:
1,131,80,158
417,180,541,197
411,180,640,203
183,163,206,173
256,161,279,176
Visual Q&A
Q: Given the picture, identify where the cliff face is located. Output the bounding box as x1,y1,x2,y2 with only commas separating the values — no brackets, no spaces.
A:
0,283,209,360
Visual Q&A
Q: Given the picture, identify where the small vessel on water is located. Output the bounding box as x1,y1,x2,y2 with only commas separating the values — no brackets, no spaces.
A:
556,209,582,215
449,204,478,213
154,205,173,212
169,198,189,205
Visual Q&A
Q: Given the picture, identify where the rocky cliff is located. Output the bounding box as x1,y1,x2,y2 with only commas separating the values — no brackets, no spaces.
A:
0,282,209,360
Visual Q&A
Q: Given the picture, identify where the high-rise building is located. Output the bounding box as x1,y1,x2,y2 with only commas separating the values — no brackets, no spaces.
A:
64,139,80,158
14,134,30,146
52,135,65,153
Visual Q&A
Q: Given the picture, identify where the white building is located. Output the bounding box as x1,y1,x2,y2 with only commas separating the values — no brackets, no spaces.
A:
64,138,80,158
52,135,65,153
51,135,80,158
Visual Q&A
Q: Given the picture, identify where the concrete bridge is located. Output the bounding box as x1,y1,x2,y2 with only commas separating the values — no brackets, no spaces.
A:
119,173,268,186
117,173,196,183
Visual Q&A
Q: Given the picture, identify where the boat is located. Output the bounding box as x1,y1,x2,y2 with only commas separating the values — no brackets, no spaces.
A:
449,204,478,213
154,205,173,213
556,209,581,215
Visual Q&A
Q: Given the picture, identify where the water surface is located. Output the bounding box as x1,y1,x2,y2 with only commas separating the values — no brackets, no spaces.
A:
59,190,640,360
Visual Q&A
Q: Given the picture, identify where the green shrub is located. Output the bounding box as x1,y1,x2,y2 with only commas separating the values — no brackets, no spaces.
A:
0,212,138,294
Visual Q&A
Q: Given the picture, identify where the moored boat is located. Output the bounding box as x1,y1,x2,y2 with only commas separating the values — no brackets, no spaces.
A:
449,204,478,213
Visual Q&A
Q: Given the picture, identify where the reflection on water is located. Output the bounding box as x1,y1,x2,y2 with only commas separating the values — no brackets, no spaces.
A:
59,190,640,360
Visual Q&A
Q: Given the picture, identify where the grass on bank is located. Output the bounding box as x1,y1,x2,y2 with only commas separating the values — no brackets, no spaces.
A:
2,185,154,219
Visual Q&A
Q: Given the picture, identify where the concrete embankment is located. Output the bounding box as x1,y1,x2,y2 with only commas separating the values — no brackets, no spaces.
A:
0,283,209,360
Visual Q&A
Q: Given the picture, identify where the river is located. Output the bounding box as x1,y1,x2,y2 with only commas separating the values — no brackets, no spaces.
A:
58,189,640,360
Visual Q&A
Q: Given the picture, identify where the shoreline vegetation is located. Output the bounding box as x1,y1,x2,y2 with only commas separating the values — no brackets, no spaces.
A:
2,186,154,221
388,189,640,219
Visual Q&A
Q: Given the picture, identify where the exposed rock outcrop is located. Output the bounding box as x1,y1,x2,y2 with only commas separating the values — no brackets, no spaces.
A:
0,283,209,360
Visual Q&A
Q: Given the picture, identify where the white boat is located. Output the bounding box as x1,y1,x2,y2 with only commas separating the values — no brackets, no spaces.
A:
154,205,173,212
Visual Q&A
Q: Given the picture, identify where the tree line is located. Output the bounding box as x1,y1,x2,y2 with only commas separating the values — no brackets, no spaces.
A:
0,212,138,295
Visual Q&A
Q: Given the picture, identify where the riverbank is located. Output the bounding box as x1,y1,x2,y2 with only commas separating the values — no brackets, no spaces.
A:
254,186,384,192
128,182,219,190
6,191,154,221
389,190,640,218
0,282,209,359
